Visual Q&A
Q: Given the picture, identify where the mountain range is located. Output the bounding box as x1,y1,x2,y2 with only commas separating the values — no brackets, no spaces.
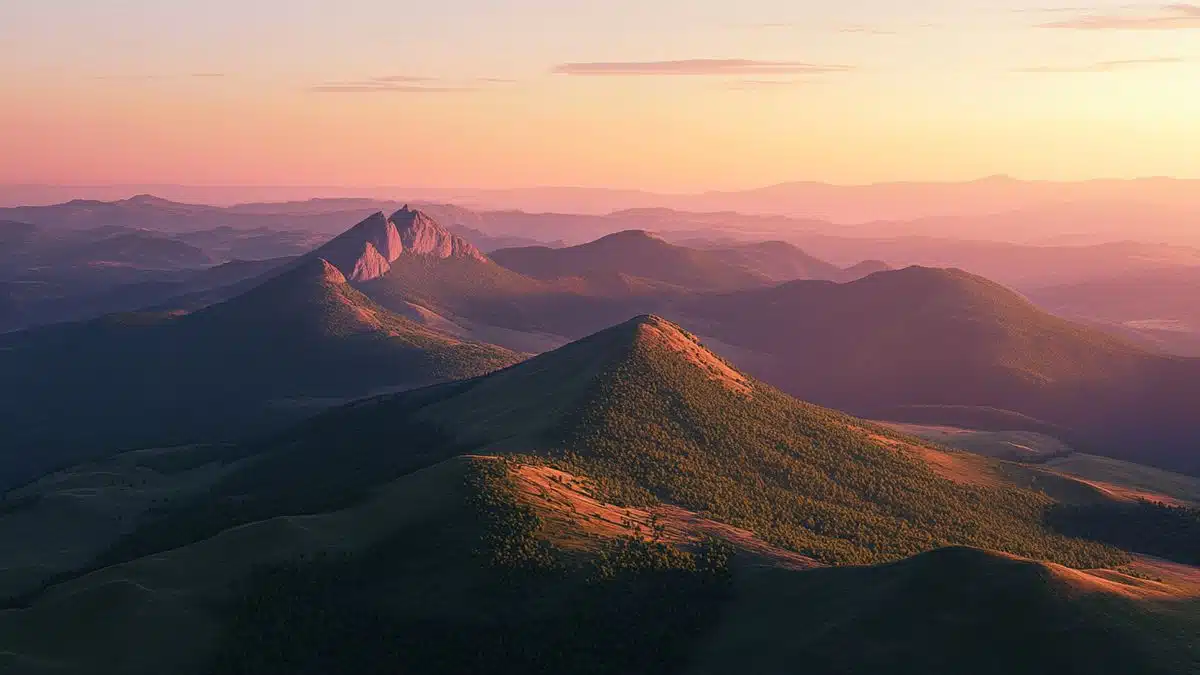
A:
5,205,1199,486
275,210,1198,474
2,202,1200,673
490,231,881,291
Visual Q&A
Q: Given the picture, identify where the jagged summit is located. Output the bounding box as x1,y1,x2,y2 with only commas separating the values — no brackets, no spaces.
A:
310,208,488,282
388,206,488,262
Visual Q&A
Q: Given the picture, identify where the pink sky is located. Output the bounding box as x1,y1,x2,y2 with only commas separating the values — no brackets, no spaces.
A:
2,1,1199,191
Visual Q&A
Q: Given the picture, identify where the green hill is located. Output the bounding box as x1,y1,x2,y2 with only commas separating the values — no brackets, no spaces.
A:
107,314,1126,569
693,546,1199,675
1,315,1197,674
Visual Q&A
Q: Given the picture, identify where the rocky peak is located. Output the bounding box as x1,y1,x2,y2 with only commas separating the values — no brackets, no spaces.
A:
388,207,488,263
312,208,489,283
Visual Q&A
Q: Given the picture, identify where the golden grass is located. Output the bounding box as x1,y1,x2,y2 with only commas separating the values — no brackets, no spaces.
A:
509,463,817,569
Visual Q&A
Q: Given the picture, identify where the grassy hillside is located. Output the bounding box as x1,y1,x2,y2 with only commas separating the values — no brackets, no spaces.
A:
692,547,1199,675
2,316,1197,674
116,314,1127,568
0,258,521,489
2,456,1194,675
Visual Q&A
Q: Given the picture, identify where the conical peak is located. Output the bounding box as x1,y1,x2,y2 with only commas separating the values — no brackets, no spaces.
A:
625,314,676,332
611,315,752,395
315,257,348,285
281,256,347,286
350,210,389,233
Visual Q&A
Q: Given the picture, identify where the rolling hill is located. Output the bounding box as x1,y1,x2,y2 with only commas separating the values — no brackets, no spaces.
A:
663,266,1200,474
490,230,775,291
692,546,1199,675
1,315,1196,674
0,257,521,490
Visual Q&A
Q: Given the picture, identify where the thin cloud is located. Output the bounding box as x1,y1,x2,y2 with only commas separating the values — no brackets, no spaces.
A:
1040,3,1200,29
1015,56,1188,72
367,75,437,83
191,73,226,78
553,59,855,76
839,25,897,35
475,77,518,83
725,79,814,90
309,83,475,93
309,74,480,93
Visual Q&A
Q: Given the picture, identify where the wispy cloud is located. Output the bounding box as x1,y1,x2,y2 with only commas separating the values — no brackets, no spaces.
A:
838,25,897,35
310,84,474,93
366,75,437,83
191,72,226,78
309,74,488,94
552,59,855,76
725,79,811,90
1039,3,1200,29
739,22,898,34
1015,56,1188,72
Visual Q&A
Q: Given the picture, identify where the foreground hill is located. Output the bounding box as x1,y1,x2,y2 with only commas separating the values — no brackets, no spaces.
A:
692,546,1199,675
0,258,520,489
1,316,1196,674
83,315,1129,569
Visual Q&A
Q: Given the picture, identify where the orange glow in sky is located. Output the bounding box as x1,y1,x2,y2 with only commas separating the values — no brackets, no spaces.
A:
2,1,1199,191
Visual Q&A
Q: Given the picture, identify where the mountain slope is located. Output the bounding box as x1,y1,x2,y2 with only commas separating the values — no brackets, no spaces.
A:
193,315,1125,567
665,266,1200,473
0,258,521,489
491,230,773,291
693,546,1199,675
2,316,1196,675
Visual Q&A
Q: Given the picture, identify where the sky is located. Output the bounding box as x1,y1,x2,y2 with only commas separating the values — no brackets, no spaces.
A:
1,0,1198,191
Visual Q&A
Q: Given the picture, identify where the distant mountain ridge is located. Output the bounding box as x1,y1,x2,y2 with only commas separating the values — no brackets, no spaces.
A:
0,254,521,489
489,230,873,292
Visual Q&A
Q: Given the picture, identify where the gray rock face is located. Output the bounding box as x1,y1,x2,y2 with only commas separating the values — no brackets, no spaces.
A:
348,242,392,283
312,206,488,282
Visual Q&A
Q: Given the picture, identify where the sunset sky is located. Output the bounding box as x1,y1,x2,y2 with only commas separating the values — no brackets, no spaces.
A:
2,1,1198,191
